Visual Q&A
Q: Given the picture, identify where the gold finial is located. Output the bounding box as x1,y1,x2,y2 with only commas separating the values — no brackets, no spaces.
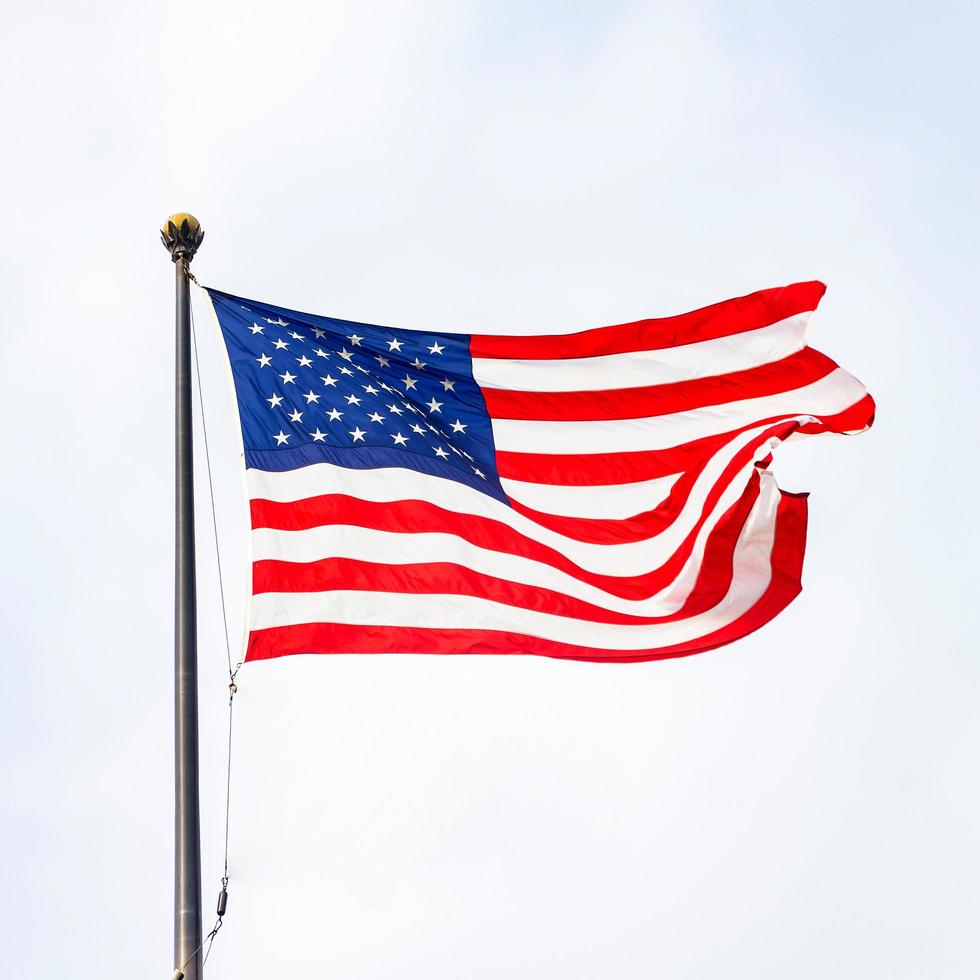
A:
161,212,204,262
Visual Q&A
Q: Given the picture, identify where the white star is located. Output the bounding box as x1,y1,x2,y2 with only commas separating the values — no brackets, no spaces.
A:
411,357,427,370
433,446,449,459
387,338,403,352
347,333,363,346
312,327,326,339
288,409,303,423
273,338,289,350
303,390,321,404
391,432,409,446
249,323,265,334
346,394,361,406
410,423,426,435
362,384,379,396
313,348,329,358
387,403,403,415
440,378,456,392
326,408,343,421
355,365,370,374
427,341,445,355
279,371,296,385
368,411,385,424
264,316,288,326
349,427,366,443
473,467,485,478
274,430,290,445
401,375,417,391
311,428,327,442
375,354,390,367
450,419,467,433
321,374,337,387
461,450,474,461
296,355,313,368
241,306,251,311
379,382,395,393
339,366,354,376
266,393,284,408
426,397,443,413
256,353,272,368
338,348,354,362
290,331,305,341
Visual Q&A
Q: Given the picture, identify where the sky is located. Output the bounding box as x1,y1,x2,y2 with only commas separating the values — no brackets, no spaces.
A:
1,1,978,977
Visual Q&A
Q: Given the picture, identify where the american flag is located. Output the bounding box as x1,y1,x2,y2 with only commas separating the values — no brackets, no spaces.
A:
205,282,873,664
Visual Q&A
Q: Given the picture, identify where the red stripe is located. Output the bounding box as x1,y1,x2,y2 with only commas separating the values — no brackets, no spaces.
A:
252,478,759,624
496,397,875,486
507,467,700,544
482,348,838,422
796,392,876,434
502,425,779,544
470,282,825,360
245,489,807,663
498,429,732,485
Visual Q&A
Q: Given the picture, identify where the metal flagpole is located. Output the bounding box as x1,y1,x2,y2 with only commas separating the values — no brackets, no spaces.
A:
162,213,206,980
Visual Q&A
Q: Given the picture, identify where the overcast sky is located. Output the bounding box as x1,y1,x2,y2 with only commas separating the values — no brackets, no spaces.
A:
2,1,978,977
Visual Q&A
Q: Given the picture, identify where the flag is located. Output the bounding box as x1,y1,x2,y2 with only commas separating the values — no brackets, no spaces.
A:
205,282,873,664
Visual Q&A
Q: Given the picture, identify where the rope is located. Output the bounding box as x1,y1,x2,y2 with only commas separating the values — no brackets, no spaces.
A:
203,917,224,965
222,685,236,880
186,288,241,970
190,298,236,680
176,917,223,978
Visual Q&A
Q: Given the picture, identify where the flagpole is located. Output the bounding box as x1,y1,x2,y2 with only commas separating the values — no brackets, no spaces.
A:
162,213,206,980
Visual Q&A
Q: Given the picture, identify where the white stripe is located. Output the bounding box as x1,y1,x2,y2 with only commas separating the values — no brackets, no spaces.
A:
250,456,773,615
248,424,778,574
491,368,866,455
472,314,810,392
499,472,680,519
249,476,780,649
253,524,685,614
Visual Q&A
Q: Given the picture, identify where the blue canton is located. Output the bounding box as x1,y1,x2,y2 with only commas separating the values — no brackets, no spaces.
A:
208,289,506,503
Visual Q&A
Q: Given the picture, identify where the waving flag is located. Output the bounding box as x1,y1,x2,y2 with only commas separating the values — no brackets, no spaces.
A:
205,282,873,664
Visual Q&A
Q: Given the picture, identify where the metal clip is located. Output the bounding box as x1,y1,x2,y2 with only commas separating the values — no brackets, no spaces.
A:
217,879,229,918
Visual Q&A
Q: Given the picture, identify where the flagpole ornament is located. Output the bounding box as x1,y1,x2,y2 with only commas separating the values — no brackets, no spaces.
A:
162,212,205,263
